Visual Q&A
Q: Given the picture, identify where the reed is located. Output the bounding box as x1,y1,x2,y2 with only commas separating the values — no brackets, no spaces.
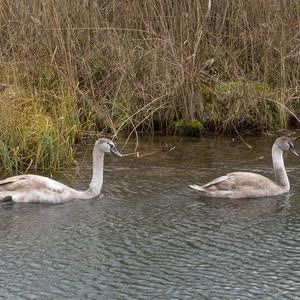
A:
0,0,299,172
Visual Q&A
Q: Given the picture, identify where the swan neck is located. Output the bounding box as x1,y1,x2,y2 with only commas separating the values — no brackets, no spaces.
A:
272,143,289,189
89,147,104,195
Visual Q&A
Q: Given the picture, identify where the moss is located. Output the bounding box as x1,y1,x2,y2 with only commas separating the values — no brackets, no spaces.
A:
253,82,270,92
217,82,243,92
175,119,204,136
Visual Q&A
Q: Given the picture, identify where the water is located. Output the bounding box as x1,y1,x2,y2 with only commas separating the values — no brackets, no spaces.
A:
0,136,300,299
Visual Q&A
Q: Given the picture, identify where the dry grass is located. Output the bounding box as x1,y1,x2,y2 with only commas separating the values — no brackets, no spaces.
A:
0,0,299,171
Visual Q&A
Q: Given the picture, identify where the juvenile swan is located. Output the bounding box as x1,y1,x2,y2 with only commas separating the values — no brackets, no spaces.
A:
0,138,122,204
189,136,298,198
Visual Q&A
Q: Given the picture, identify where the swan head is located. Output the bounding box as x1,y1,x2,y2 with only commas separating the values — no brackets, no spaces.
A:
95,138,122,157
275,136,298,156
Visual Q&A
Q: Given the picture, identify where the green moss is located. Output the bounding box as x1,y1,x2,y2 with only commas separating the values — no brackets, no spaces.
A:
217,82,243,92
217,81,271,93
175,119,204,135
253,82,269,92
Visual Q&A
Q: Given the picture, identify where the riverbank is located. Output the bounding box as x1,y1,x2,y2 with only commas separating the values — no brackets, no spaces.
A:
0,0,299,172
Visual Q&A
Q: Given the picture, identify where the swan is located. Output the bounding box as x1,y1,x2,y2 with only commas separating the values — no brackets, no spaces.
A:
0,138,122,204
189,136,298,198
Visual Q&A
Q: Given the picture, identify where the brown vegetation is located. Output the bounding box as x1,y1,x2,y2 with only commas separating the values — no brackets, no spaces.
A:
0,0,299,171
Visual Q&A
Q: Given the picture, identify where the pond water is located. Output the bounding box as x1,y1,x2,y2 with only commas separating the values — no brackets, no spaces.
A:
0,136,300,299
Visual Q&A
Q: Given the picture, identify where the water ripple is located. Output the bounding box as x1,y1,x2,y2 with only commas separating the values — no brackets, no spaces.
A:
0,136,300,299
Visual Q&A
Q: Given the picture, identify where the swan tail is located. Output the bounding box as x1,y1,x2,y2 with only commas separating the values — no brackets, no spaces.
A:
189,184,205,192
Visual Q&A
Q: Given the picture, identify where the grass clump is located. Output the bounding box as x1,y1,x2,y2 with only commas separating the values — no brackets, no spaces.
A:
0,86,81,173
201,80,287,133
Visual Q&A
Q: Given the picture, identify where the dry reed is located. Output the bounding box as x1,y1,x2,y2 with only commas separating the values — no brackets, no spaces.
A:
0,0,299,172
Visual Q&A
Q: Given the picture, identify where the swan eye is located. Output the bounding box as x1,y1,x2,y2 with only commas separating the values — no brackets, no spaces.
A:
107,143,116,150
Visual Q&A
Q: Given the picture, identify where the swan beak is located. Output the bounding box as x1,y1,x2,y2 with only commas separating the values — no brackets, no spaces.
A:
110,146,122,157
289,145,298,157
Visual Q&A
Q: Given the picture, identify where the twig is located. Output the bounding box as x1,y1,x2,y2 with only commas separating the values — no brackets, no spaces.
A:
231,121,252,149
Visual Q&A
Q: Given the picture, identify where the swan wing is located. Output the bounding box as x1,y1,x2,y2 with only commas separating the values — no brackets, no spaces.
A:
0,175,32,191
189,175,230,191
0,175,64,193
201,175,231,188
201,172,270,190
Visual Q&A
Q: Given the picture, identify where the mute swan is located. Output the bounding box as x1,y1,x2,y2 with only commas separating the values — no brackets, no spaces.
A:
0,138,122,204
189,136,298,198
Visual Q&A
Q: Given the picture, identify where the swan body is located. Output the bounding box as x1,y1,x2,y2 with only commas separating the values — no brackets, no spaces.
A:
189,136,298,199
0,138,122,204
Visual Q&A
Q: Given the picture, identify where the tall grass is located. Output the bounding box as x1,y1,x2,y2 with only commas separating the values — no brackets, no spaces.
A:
0,0,299,172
